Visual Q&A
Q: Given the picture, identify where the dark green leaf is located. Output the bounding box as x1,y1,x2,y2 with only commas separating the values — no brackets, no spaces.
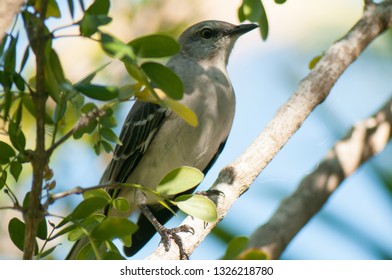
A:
0,171,7,190
10,161,22,181
68,215,104,241
175,194,217,222
48,224,77,240
9,120,26,152
142,62,183,100
128,34,180,58
0,141,16,161
157,166,204,196
91,217,138,241
37,217,47,240
80,14,112,37
22,191,31,210
86,0,110,15
8,218,25,252
53,102,67,123
75,83,119,101
71,197,109,220
275,0,286,4
73,120,97,139
48,49,65,83
99,108,117,128
99,140,113,153
123,60,147,83
4,34,18,75
100,127,121,145
76,241,103,260
100,32,135,60
67,0,75,18
13,73,25,91
222,236,249,260
81,102,98,113
19,46,30,73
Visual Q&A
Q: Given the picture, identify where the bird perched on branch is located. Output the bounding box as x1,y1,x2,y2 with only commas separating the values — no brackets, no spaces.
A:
67,20,257,260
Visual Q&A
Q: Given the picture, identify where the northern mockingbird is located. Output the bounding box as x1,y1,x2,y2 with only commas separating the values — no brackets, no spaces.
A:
67,20,257,259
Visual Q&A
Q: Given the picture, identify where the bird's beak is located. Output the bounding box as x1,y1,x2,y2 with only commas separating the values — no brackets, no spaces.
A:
226,23,259,37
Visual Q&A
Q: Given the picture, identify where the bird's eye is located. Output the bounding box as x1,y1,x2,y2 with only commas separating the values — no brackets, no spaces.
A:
200,28,213,39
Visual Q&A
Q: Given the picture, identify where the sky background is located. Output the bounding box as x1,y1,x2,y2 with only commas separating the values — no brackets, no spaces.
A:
1,0,392,259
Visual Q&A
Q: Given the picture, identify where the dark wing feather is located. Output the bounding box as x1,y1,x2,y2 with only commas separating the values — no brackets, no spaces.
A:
102,101,168,189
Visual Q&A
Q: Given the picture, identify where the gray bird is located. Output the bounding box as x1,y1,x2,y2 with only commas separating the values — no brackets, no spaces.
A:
67,20,257,259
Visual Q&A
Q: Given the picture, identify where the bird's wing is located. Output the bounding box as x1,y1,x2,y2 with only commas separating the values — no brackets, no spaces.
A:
102,101,168,186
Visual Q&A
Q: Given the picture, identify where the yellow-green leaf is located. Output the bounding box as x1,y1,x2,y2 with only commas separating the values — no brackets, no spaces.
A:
175,194,217,223
157,166,204,196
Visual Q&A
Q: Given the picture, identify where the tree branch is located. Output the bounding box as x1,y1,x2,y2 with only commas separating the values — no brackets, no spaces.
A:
147,0,392,259
24,0,49,260
247,96,392,259
0,0,24,43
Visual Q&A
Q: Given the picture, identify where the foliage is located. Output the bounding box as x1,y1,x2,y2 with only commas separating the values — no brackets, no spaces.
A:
0,0,275,259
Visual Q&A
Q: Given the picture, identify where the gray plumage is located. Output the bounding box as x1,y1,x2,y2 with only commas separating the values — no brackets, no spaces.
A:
67,20,257,259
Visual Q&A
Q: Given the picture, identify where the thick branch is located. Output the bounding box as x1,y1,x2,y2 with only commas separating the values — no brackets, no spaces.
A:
24,0,49,260
247,96,392,259
0,0,24,43
147,1,392,259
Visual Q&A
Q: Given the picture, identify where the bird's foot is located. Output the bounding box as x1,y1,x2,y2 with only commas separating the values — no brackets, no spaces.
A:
158,225,194,260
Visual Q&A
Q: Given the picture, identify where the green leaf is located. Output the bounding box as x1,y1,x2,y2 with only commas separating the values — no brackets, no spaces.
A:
100,32,135,61
76,241,103,260
71,197,109,220
309,53,324,70
79,0,111,36
238,0,269,40
91,217,138,241
39,245,58,259
222,236,249,260
100,108,117,128
0,171,7,190
4,34,18,75
120,234,132,247
175,194,217,222
13,73,25,91
75,84,119,101
46,0,61,18
103,251,126,260
123,60,147,83
8,218,25,252
68,214,105,241
73,119,98,139
128,34,180,58
86,0,110,15
100,127,121,145
142,62,183,100
99,140,114,153
112,197,130,213
9,120,26,152
239,248,269,260
19,45,30,73
22,95,54,124
67,0,75,18
82,188,111,202
10,161,22,181
80,14,112,37
37,217,47,240
118,83,141,101
162,97,198,127
275,0,286,4
0,141,16,162
157,166,204,196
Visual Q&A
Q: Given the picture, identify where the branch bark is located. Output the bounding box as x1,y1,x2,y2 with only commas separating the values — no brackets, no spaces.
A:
0,0,24,43
147,0,392,259
247,96,392,259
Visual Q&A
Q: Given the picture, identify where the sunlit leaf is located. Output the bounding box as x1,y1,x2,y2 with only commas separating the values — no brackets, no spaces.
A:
71,197,109,220
163,97,198,127
112,197,130,213
157,166,204,196
175,194,217,222
82,188,111,202
238,0,269,40
100,32,135,61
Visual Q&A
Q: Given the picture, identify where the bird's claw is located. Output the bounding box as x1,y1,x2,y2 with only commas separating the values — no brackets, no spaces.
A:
159,225,194,260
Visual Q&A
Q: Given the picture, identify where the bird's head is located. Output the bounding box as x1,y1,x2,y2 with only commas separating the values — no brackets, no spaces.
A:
178,20,258,66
